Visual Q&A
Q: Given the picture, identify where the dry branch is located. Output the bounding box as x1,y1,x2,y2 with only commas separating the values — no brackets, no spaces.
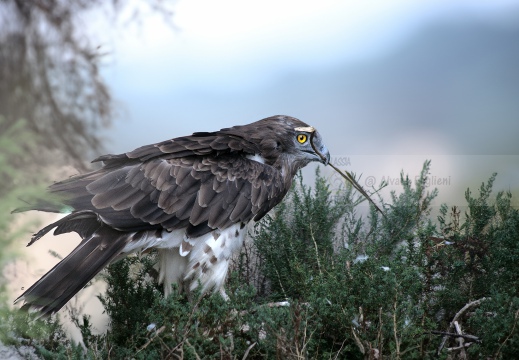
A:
436,297,488,356
429,331,481,343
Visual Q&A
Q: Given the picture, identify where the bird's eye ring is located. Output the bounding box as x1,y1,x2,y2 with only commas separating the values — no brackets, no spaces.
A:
297,134,308,144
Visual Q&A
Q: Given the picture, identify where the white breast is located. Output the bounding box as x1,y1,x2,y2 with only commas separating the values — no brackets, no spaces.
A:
182,223,246,297
121,224,246,298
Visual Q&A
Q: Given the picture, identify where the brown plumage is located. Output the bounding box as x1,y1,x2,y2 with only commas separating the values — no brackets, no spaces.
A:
14,115,330,317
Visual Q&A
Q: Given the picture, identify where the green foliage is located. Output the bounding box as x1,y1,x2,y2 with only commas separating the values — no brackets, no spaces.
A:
0,309,74,358
0,118,40,297
0,116,58,356
23,255,311,359
0,117,45,276
6,161,519,359
254,169,348,300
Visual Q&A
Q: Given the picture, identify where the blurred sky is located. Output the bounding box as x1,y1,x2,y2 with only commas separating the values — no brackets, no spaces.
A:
93,0,519,206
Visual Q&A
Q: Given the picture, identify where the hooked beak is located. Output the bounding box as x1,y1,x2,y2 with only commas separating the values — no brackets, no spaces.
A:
318,144,330,165
310,132,330,165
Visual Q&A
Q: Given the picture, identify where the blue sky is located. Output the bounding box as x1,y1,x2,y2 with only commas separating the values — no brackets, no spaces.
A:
94,0,519,206
98,0,517,145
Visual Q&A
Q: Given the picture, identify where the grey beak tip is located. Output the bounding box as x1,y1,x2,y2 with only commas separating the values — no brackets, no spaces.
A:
321,150,330,165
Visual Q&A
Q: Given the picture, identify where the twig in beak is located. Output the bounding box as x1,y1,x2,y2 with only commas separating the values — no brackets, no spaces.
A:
328,162,385,217
309,133,384,216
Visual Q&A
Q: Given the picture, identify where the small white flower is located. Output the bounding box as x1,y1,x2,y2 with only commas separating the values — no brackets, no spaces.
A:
404,317,411,327
381,266,390,272
353,254,369,264
146,323,156,332
352,317,360,327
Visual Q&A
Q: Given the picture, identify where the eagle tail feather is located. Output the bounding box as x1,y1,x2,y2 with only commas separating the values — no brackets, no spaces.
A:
15,215,131,317
11,197,70,214
27,211,102,246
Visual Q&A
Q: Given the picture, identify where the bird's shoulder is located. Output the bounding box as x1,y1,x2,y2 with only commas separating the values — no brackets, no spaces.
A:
93,130,261,166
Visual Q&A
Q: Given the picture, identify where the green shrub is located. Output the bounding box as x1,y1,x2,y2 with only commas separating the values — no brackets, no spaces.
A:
6,161,518,359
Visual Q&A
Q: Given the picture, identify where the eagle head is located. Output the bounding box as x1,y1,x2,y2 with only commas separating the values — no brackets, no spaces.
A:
235,115,330,171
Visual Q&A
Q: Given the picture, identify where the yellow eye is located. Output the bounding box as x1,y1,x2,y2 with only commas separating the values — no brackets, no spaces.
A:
297,134,308,144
